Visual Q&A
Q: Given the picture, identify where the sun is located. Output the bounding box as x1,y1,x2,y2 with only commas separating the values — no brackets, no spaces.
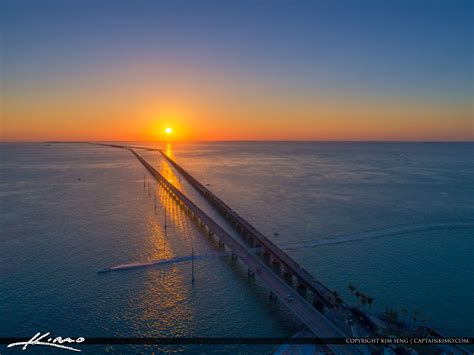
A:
165,127,172,134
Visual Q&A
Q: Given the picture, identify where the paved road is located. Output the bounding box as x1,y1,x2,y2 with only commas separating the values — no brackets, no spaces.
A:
157,149,340,308
93,142,338,307
127,148,365,354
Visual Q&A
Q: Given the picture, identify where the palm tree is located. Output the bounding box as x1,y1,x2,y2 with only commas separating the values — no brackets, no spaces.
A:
332,290,342,305
393,310,400,329
412,310,419,325
400,308,408,325
348,283,356,293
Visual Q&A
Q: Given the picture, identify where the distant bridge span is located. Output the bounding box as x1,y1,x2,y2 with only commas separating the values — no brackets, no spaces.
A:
157,149,340,309
89,142,469,354
127,147,364,354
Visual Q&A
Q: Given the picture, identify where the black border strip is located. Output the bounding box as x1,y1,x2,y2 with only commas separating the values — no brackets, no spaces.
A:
1,337,473,345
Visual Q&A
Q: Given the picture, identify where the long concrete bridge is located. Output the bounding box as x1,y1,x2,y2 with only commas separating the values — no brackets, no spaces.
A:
95,142,339,308
157,149,340,310
114,146,365,354
88,142,470,354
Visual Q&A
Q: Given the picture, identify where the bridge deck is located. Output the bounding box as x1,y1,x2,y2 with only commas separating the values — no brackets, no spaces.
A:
129,148,363,354
157,150,339,308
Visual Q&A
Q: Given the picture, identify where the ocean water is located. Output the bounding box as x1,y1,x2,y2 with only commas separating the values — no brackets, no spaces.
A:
1,142,473,353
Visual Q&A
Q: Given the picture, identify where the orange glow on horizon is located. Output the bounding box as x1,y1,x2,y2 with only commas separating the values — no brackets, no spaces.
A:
1,92,473,142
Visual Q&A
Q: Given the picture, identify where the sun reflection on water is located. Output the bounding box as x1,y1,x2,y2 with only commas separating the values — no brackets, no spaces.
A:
133,144,220,335
165,142,173,159
134,179,199,335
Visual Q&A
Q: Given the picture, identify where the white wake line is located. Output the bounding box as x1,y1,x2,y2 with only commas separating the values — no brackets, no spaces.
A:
101,222,473,272
279,222,474,250
108,251,233,271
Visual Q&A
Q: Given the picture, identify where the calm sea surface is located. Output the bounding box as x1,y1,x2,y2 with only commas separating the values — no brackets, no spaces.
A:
1,142,473,353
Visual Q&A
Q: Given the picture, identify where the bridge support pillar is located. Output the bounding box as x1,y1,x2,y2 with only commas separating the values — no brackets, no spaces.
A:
312,298,325,312
297,280,307,290
282,267,293,278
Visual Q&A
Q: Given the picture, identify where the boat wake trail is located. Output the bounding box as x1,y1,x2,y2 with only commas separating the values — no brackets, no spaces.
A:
99,251,232,273
279,222,474,251
98,223,473,273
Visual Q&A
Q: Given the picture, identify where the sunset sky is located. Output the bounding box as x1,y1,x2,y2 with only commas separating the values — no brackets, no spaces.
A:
1,0,473,141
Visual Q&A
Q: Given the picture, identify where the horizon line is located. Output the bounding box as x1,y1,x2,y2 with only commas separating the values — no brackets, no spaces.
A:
1,139,473,144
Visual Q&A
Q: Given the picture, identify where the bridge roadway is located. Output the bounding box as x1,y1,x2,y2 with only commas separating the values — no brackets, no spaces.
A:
93,143,342,306
156,149,339,308
93,142,340,307
126,148,363,354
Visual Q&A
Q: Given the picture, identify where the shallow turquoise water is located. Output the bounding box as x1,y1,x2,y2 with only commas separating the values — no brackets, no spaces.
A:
1,142,473,353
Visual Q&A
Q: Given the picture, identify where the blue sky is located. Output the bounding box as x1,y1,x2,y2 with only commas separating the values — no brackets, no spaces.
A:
1,0,473,140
